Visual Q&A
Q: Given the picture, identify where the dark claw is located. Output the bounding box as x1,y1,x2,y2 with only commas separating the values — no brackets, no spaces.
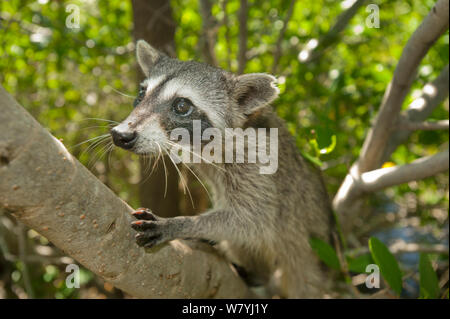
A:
130,209,168,248
143,236,162,248
131,208,157,221
131,220,158,231
135,232,162,247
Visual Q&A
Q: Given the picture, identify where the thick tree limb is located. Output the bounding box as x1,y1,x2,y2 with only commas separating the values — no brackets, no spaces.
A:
357,0,449,173
0,85,252,298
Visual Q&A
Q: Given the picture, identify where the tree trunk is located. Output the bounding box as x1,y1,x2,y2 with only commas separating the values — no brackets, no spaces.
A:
0,84,252,298
131,0,181,218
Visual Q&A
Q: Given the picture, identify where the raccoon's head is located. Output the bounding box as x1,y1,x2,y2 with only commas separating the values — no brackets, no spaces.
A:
111,40,279,155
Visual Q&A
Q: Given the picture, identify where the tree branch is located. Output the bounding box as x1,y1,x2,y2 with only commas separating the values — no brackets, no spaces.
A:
333,1,449,222
333,149,449,216
357,0,449,173
0,85,252,298
398,119,449,131
349,240,449,257
220,0,232,70
237,0,248,74
381,64,449,162
199,0,219,66
271,0,297,74
301,0,366,63
360,149,449,193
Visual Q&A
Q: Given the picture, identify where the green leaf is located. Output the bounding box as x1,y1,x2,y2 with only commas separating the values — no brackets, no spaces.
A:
310,237,341,270
308,138,320,157
300,150,323,167
419,254,440,299
368,237,403,295
319,135,337,155
347,254,374,273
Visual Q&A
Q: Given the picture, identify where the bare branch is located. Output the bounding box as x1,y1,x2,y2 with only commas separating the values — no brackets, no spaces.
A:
349,240,449,257
357,0,449,173
220,0,232,70
301,0,366,63
271,0,297,74
0,85,252,298
199,0,219,66
334,149,449,215
17,223,34,298
360,149,449,193
333,1,450,221
237,0,248,74
381,64,449,162
404,65,450,120
398,119,449,131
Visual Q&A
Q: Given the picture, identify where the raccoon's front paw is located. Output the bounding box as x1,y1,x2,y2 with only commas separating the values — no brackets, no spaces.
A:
130,208,171,248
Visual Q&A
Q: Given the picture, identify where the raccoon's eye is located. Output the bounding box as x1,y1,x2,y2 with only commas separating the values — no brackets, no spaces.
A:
133,85,146,107
172,98,193,116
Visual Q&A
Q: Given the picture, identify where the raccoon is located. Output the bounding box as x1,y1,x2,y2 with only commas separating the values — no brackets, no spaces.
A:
110,40,334,298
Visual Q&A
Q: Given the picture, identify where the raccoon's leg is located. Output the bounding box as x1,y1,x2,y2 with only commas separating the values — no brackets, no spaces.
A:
130,207,236,248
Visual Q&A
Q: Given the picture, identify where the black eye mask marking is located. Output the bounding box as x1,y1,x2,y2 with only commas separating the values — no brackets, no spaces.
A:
133,85,146,107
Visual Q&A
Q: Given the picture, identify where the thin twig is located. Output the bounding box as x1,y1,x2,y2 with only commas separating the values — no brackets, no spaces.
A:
398,119,449,131
271,0,297,74
220,0,232,70
17,223,34,298
199,0,219,66
237,0,248,74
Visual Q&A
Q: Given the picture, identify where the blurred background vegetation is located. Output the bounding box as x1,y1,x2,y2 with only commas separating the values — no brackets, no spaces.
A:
0,0,448,298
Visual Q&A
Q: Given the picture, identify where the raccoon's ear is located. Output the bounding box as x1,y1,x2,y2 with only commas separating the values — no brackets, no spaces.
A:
233,73,279,115
136,40,162,76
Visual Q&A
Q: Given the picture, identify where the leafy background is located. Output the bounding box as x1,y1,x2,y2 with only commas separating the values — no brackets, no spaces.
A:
0,0,448,298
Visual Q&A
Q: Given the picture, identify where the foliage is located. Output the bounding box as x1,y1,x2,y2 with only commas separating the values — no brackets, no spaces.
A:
309,237,341,270
369,237,403,296
419,253,440,299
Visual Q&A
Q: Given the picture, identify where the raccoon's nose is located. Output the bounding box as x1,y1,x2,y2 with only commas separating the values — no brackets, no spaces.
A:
111,128,137,149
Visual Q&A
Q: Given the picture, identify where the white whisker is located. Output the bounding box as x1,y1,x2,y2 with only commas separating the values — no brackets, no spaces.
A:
164,142,212,203
81,118,120,124
156,143,168,198
107,85,136,99
162,147,194,208
70,134,109,150
165,140,226,172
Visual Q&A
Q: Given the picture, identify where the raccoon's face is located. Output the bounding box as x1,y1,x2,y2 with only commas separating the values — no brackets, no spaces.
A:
111,40,279,155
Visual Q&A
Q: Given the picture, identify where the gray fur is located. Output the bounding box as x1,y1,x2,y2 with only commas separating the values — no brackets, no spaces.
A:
115,41,333,298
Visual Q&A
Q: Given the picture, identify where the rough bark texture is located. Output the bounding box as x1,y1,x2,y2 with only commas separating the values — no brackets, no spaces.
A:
0,85,252,298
